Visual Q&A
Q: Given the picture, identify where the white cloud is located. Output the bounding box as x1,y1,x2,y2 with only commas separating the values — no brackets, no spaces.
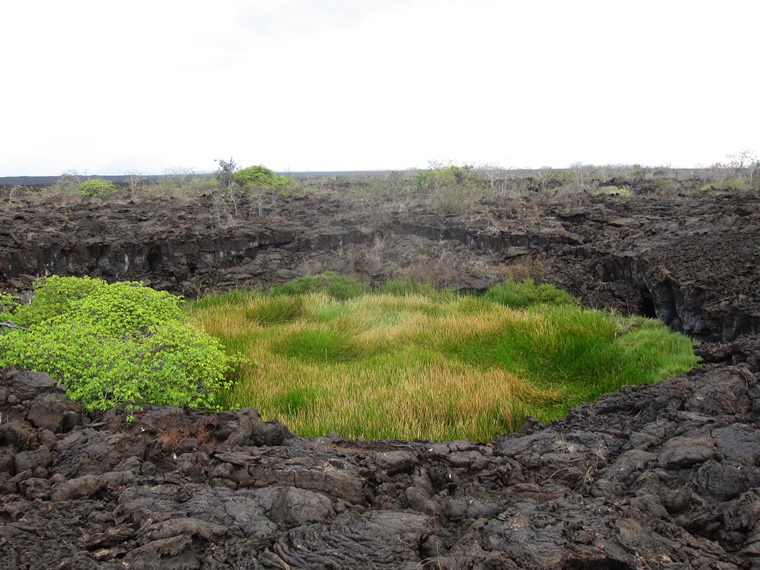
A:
1,0,757,175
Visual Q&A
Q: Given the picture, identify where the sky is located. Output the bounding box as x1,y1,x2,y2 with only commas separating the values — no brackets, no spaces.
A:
1,0,758,176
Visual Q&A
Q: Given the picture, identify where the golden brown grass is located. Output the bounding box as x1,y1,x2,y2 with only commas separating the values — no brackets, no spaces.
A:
189,286,698,441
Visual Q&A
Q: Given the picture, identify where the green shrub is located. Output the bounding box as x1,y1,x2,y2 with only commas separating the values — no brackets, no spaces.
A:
484,279,576,309
76,178,118,197
416,164,477,192
651,176,678,192
0,276,235,413
268,272,369,300
701,177,750,191
594,185,630,196
233,165,290,188
0,292,19,316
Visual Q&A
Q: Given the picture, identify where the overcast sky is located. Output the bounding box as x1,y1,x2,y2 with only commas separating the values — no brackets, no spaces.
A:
1,0,757,176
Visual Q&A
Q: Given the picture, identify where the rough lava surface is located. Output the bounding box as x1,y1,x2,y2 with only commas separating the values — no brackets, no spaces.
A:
1,187,758,340
1,185,759,568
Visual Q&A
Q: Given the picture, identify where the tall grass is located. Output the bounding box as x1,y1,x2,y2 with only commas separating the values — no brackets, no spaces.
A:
188,278,699,441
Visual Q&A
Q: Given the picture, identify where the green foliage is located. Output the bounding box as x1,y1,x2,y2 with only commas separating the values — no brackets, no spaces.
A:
415,164,477,191
76,179,118,197
11,276,183,330
189,276,698,440
379,279,440,298
614,317,701,380
233,165,290,188
272,326,365,363
11,276,105,326
245,295,305,326
701,177,750,191
443,305,619,388
484,279,576,309
651,176,678,192
273,387,321,415
413,163,484,213
594,185,630,196
0,276,235,413
268,272,369,300
0,292,19,316
438,304,697,414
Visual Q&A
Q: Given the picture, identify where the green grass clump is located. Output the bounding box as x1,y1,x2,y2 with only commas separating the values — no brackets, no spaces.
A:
701,177,750,191
272,324,368,363
483,278,576,309
379,278,442,298
245,294,305,326
268,271,369,300
594,185,630,196
189,276,699,441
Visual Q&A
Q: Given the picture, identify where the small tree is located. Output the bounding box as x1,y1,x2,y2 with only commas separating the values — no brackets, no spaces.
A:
54,170,87,194
475,162,508,193
726,149,758,188
233,165,291,216
123,170,145,199
215,157,237,188
416,162,476,192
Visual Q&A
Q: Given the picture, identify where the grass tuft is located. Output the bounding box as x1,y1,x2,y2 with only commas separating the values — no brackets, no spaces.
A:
188,275,699,441
268,271,369,300
483,278,576,308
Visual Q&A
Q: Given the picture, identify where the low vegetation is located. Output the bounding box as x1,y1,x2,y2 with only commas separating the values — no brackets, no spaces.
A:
233,165,291,189
0,273,699,440
76,178,118,197
3,157,757,229
0,276,235,416
189,274,699,441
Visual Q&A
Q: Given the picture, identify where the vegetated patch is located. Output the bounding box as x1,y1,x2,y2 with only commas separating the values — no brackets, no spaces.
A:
700,177,750,191
244,294,306,326
268,271,370,300
189,274,699,442
76,178,118,197
0,276,236,417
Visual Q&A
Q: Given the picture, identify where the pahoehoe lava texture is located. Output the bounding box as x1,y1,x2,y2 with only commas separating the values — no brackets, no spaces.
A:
2,345,760,568
1,186,760,567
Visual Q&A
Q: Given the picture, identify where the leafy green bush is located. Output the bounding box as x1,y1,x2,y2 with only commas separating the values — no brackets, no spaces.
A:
415,164,477,192
701,177,750,191
594,185,630,196
0,292,19,316
484,279,576,309
651,176,678,192
76,178,118,197
233,165,290,188
0,276,235,413
268,272,369,300
413,164,484,213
